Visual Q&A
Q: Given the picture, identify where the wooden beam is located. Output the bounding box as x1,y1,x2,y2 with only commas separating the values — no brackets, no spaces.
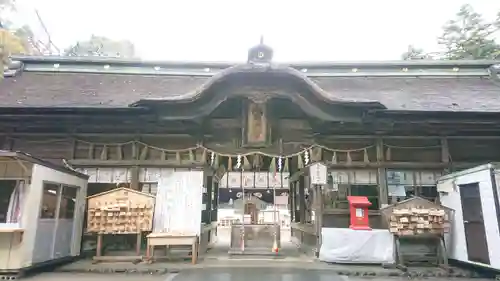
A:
0,124,199,133
326,162,449,169
67,159,207,168
5,132,500,140
0,133,192,138
291,160,487,182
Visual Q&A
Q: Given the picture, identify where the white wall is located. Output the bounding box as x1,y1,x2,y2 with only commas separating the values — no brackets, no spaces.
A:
23,164,87,267
439,167,500,269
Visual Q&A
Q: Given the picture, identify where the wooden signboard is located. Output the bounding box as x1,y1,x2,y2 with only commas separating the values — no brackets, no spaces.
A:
86,187,155,234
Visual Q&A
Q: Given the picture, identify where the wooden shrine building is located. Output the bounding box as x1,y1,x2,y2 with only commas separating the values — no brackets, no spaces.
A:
2,41,500,255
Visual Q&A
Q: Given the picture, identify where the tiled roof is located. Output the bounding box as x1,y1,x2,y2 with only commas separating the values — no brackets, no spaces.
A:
313,76,500,112
2,72,207,107
1,58,500,112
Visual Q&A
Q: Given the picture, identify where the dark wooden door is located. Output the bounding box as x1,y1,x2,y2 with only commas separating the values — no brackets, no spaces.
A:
460,183,490,264
244,203,258,224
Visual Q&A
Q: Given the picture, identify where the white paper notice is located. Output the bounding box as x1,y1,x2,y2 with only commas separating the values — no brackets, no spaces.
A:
355,208,364,218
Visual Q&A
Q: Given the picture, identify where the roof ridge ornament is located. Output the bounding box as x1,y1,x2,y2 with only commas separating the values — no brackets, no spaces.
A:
247,36,273,65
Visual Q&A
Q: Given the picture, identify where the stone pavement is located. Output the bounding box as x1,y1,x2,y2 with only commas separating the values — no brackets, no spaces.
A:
54,253,479,278
171,268,495,281
22,269,497,281
51,230,482,279
22,273,164,281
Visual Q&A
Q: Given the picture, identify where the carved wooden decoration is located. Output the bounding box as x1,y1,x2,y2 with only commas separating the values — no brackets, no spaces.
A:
242,98,271,147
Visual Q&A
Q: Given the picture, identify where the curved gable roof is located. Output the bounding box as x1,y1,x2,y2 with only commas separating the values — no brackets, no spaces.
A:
130,64,385,109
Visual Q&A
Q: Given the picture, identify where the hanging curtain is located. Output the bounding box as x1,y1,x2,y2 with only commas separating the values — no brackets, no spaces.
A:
6,180,26,225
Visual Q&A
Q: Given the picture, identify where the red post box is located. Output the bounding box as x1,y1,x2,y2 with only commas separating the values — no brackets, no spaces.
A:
347,196,372,230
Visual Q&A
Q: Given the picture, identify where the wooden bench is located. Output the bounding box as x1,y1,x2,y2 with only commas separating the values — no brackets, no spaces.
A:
145,233,199,264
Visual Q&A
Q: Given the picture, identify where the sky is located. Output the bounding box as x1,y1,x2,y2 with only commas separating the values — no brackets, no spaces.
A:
11,0,500,61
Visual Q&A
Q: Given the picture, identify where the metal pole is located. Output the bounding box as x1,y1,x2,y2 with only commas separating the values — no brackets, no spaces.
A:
272,172,278,253
273,174,277,224
240,168,245,252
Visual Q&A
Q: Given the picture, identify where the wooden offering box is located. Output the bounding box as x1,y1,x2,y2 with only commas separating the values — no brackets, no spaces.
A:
389,207,448,236
87,188,155,234
380,197,454,268
381,197,452,237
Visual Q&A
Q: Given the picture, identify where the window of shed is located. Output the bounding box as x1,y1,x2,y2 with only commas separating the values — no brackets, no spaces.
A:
58,185,77,219
40,183,60,219
0,180,19,223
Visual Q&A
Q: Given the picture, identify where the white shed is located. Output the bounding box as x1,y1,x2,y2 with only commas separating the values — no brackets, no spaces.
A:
0,151,88,273
438,164,500,271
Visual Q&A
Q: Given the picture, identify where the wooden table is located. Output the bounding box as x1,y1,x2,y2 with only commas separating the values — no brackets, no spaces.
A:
145,233,199,264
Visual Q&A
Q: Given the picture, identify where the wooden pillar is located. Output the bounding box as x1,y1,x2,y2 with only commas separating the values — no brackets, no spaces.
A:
130,166,139,190
205,176,213,224
293,183,299,223
88,143,95,159
206,176,213,211
212,181,219,223
376,138,388,206
131,139,139,160
130,138,140,190
313,184,324,253
135,232,142,255
70,138,77,159
96,234,103,257
298,177,306,223
441,137,450,164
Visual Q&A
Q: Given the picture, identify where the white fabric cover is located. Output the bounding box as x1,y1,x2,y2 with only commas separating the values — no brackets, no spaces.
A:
153,170,204,235
319,228,395,264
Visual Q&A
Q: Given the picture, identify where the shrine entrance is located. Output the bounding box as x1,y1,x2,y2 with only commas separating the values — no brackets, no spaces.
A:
244,203,258,224
217,170,290,255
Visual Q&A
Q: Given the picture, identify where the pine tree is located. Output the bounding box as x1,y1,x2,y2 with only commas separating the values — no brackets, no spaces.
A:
438,4,500,60
64,35,136,58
